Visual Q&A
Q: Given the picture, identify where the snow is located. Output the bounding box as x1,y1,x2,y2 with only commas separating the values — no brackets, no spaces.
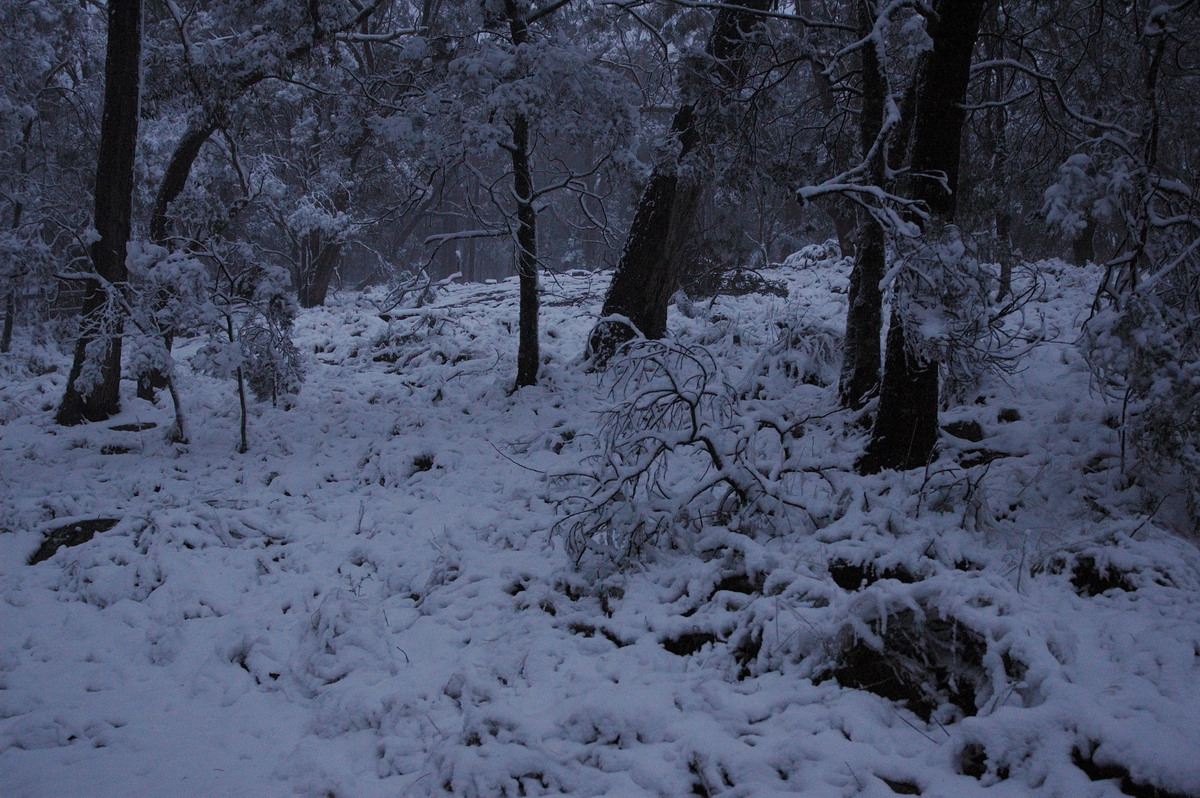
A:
2,254,1199,797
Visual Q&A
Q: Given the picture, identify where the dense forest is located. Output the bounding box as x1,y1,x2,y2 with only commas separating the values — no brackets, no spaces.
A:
2,0,1200,796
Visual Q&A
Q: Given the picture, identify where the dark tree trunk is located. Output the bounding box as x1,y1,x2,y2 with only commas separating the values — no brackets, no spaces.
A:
996,209,1013,301
587,0,771,366
1071,218,1096,266
150,122,219,247
829,204,857,260
296,232,342,308
838,1,889,410
983,27,1013,302
587,104,704,362
136,122,217,401
57,0,142,426
840,220,885,408
859,0,988,473
1,290,13,354
511,112,540,389
506,2,540,389
2,200,23,355
801,9,856,261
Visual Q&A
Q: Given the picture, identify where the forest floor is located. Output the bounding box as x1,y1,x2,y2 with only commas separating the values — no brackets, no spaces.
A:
2,250,1199,797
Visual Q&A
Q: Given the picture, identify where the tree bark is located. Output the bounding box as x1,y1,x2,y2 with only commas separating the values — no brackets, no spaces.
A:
1,291,13,354
1071,218,1096,266
859,0,988,473
296,231,343,308
2,199,24,355
996,209,1013,300
506,3,540,389
57,0,142,425
587,104,704,362
838,1,889,410
510,112,540,388
587,0,772,366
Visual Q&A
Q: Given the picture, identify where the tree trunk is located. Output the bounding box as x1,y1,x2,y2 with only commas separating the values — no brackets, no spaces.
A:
838,1,889,410
150,122,219,247
1,291,14,354
840,219,885,408
829,203,856,260
859,0,988,473
1071,218,1096,266
506,3,540,389
2,200,23,355
510,111,540,389
587,0,771,366
587,105,704,362
57,0,142,426
136,122,218,401
996,209,1013,301
297,231,342,308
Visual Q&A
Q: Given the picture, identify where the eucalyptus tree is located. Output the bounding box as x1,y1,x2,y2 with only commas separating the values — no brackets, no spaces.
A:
128,0,397,399
414,0,638,388
56,0,143,426
586,0,774,367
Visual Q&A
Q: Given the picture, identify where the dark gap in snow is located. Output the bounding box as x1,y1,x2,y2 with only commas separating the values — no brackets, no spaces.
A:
1073,744,1199,798
959,742,988,779
828,559,918,591
409,452,435,474
109,421,156,432
1040,554,1136,597
942,419,984,442
821,610,988,721
879,775,922,794
28,518,120,564
997,408,1022,423
99,444,134,455
731,628,763,680
662,630,718,656
711,571,763,596
1068,555,1136,596
567,622,627,648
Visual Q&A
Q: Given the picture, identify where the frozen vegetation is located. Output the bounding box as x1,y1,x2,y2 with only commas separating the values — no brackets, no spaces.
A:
2,251,1199,797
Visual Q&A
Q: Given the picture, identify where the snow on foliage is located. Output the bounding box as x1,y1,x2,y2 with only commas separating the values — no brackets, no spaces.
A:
1,253,1199,797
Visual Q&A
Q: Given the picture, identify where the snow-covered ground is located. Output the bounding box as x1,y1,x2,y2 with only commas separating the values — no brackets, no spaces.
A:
2,253,1198,797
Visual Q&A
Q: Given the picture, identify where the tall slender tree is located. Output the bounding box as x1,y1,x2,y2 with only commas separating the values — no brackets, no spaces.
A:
858,0,990,473
57,0,143,425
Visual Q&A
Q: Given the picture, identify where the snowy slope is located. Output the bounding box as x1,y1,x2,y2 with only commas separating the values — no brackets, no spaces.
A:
1,255,1198,797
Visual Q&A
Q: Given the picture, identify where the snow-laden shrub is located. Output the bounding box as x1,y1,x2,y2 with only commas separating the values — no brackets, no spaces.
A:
125,244,213,388
802,570,1037,725
891,225,1036,403
1083,292,1200,526
194,260,304,405
240,296,303,405
374,267,441,316
743,317,841,399
370,311,491,394
1042,151,1122,242
781,239,841,269
553,340,822,570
